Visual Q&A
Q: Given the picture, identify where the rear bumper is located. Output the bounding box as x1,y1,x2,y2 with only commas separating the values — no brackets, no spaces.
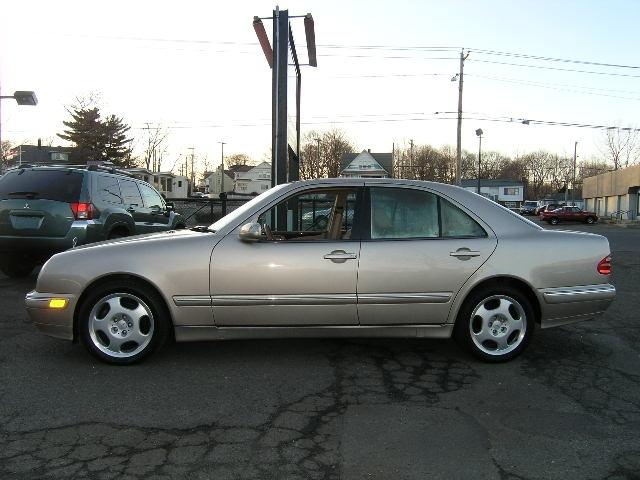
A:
0,221,102,255
538,283,616,328
25,291,76,340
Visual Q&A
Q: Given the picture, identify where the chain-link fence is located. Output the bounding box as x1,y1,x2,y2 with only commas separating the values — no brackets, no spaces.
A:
169,197,252,227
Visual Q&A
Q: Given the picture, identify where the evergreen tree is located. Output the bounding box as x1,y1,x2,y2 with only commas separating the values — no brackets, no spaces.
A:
58,106,133,167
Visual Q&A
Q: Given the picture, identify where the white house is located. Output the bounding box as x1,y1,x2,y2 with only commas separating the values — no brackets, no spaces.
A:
340,150,393,178
461,179,524,208
234,162,272,194
124,168,189,199
204,165,234,195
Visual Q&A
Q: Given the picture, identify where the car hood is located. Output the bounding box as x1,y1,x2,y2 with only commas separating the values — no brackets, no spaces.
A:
70,228,211,252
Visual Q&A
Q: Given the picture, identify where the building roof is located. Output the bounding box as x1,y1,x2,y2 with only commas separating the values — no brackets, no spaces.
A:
5,144,79,166
461,179,524,188
341,151,393,175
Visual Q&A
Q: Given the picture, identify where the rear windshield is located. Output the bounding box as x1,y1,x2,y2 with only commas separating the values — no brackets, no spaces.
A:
0,169,84,202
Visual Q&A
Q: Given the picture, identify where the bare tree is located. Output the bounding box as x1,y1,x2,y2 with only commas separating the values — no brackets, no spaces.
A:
141,123,169,172
601,126,639,170
226,153,255,168
300,129,354,179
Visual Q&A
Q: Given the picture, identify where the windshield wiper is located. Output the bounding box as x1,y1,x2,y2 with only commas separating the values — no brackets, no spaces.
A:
190,225,215,233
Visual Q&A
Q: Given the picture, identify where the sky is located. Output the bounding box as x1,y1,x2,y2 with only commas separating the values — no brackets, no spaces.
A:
1,0,639,174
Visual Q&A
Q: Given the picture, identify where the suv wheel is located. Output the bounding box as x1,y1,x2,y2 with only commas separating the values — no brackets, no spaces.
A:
454,287,534,362
0,254,36,278
78,279,171,365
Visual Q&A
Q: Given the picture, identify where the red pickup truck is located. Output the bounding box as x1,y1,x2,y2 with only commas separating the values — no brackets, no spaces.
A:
542,206,598,225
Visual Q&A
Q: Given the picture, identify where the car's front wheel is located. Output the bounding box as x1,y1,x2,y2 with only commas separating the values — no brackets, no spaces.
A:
549,217,559,225
454,287,534,362
78,279,171,365
585,216,595,224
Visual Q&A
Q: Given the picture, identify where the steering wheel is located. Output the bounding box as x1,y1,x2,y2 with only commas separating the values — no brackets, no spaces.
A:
262,224,275,241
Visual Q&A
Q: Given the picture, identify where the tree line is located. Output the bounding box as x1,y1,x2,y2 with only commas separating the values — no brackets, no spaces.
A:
300,130,628,200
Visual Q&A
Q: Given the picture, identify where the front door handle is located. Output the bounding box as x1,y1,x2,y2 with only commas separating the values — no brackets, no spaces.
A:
324,250,358,263
450,248,481,259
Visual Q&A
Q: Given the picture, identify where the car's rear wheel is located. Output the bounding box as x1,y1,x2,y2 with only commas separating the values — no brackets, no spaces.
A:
585,216,595,224
549,217,559,225
107,228,128,240
454,287,534,362
0,254,36,278
78,279,170,365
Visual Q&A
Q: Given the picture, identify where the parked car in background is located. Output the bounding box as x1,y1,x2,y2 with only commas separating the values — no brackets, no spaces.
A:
519,201,539,215
26,178,615,365
0,165,185,278
191,191,206,198
536,203,564,216
542,206,598,225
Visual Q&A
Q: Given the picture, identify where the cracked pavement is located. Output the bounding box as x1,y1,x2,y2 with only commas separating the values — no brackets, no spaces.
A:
1,223,639,479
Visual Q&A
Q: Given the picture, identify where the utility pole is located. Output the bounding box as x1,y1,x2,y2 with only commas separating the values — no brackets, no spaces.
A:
409,139,414,180
455,48,469,186
571,141,578,205
218,141,226,193
188,147,195,193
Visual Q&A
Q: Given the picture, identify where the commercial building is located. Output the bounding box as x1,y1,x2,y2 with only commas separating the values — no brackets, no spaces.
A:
583,165,640,219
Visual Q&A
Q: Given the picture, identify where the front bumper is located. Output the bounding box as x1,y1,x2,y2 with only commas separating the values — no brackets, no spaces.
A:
25,291,77,340
538,283,616,328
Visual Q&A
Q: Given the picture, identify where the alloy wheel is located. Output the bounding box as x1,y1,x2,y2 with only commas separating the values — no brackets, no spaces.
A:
469,295,527,356
88,293,155,358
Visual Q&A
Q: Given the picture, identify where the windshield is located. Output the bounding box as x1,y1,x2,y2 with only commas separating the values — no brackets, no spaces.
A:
209,184,288,231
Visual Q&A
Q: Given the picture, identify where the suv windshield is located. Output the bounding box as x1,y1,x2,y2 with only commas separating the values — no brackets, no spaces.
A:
0,169,84,202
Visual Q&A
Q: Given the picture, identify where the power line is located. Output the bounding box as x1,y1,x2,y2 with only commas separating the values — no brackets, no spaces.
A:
469,58,640,78
472,48,640,70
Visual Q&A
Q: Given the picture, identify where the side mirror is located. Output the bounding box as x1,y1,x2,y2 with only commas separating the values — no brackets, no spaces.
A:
239,222,263,242
164,203,174,217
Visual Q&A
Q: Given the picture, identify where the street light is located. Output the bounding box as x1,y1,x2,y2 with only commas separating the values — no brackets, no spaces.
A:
475,128,483,195
0,90,38,171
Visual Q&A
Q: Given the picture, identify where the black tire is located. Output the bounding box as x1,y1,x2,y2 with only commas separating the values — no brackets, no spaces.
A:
107,228,129,240
174,223,186,230
0,254,35,278
454,286,535,363
77,279,171,365
585,216,595,224
549,217,559,225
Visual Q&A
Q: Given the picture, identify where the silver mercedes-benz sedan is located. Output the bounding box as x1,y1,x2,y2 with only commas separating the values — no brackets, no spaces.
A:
25,179,616,364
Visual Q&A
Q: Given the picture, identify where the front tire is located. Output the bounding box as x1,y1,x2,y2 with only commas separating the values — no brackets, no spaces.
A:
549,217,559,225
454,287,534,362
585,216,595,224
78,279,170,365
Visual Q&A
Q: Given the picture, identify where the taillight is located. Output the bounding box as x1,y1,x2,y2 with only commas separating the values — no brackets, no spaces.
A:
597,255,612,275
70,202,96,220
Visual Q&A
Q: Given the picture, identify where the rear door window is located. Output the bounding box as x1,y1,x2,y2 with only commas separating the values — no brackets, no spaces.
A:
97,176,122,204
0,169,83,202
119,180,143,206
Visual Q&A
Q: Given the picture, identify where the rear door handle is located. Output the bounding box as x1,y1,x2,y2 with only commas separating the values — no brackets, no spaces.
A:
450,248,481,258
324,250,358,263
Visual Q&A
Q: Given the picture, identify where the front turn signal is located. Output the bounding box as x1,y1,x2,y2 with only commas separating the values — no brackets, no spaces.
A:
48,298,68,309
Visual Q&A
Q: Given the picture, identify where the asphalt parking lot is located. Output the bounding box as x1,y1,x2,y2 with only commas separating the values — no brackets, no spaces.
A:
1,221,639,480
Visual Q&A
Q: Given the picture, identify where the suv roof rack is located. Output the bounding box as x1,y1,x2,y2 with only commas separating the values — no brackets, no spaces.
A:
86,164,136,178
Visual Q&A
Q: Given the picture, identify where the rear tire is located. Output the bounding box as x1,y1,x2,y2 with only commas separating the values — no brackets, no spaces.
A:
454,286,534,362
549,217,559,225
0,254,35,278
78,279,171,365
107,228,128,240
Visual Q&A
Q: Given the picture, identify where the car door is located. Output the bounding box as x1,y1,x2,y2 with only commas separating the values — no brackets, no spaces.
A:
138,183,171,231
118,180,150,234
357,185,498,325
210,185,363,326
